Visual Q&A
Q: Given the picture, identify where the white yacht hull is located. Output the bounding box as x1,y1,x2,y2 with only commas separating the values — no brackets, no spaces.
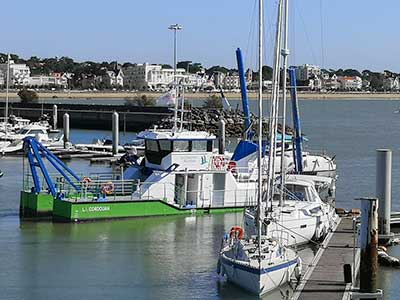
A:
220,255,299,295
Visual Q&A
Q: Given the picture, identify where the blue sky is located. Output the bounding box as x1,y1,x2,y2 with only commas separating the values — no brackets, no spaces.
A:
2,0,398,71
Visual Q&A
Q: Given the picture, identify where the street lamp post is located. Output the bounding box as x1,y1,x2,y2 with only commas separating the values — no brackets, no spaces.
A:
168,24,183,130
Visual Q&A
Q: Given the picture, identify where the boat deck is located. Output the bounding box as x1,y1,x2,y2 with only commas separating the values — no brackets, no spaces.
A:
294,217,358,300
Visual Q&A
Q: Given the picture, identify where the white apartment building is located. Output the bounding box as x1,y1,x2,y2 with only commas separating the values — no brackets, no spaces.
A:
123,63,185,90
212,72,240,90
28,73,69,88
184,73,208,90
0,60,31,86
295,64,321,81
223,73,240,90
337,76,362,90
0,69,4,86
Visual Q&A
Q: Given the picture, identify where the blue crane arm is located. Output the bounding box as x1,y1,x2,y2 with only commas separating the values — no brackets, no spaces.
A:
23,137,82,197
236,48,253,140
289,67,303,173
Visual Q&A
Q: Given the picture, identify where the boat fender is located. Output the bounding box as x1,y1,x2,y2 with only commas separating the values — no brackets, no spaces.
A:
229,226,245,240
101,182,115,195
216,258,221,275
295,257,302,282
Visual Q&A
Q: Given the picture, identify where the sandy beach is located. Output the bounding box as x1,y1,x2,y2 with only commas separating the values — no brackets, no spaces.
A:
1,90,400,100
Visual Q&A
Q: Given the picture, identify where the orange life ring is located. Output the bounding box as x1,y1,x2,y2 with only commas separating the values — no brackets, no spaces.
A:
101,182,114,195
213,156,224,169
81,177,92,187
229,226,245,240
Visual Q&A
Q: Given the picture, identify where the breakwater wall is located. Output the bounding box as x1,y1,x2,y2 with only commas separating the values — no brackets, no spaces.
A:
0,103,171,131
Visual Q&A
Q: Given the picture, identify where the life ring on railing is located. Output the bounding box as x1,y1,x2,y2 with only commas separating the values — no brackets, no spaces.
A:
81,177,92,187
101,182,114,195
229,226,245,240
227,161,237,175
213,156,224,170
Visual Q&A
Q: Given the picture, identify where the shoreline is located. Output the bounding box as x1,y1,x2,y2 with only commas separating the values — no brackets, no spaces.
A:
1,91,400,100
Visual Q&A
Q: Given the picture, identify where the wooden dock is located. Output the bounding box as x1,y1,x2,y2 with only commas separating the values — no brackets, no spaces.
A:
293,217,359,300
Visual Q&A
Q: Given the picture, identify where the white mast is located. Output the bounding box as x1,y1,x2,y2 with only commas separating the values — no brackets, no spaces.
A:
168,24,183,130
279,0,290,207
265,0,284,209
257,0,264,264
4,54,10,138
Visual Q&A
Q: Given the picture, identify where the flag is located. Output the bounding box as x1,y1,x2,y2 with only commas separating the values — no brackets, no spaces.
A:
155,90,176,107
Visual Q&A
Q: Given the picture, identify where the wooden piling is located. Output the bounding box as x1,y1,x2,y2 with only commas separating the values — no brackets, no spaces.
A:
358,197,378,296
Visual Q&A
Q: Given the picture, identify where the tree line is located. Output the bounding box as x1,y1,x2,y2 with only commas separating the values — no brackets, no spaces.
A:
0,53,395,90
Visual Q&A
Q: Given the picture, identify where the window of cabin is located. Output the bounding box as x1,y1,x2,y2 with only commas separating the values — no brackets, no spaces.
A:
191,140,207,152
285,184,308,201
146,140,159,152
159,140,172,152
173,140,189,152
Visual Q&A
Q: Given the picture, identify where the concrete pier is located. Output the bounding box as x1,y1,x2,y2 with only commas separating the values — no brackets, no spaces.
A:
52,104,57,130
293,218,360,300
112,112,119,156
63,113,70,149
376,149,392,238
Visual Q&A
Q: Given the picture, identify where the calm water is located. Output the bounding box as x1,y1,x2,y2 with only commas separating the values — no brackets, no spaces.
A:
0,100,400,299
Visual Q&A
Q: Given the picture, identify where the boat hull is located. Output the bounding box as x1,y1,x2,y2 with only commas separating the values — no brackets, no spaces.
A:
52,198,245,222
220,255,299,295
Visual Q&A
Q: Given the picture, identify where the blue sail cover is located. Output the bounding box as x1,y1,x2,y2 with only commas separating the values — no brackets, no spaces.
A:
231,134,295,162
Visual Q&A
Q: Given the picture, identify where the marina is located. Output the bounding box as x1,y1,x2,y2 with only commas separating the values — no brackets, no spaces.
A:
2,100,400,299
2,0,400,298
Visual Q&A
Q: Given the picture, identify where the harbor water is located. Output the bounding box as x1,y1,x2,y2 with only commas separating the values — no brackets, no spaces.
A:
0,100,400,299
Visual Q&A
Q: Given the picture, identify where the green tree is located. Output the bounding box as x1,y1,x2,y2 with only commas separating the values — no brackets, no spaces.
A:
18,89,39,103
202,94,223,109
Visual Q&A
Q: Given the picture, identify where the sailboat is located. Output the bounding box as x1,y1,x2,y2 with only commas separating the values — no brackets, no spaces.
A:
241,0,338,246
217,0,301,295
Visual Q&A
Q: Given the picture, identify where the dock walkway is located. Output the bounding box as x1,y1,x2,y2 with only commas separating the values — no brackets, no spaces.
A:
294,217,358,300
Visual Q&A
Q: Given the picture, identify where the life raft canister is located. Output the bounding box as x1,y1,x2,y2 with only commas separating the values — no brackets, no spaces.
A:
101,181,115,195
229,226,245,240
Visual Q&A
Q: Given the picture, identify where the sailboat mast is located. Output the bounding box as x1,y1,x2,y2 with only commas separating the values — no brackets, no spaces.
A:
4,54,10,138
257,0,263,264
279,0,290,207
266,0,284,209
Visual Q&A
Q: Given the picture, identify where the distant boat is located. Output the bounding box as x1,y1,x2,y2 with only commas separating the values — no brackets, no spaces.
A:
394,108,400,114
0,169,3,178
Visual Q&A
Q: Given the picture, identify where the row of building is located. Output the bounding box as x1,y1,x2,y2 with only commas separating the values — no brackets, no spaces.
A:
0,60,72,88
0,60,244,91
295,64,400,91
1,60,399,92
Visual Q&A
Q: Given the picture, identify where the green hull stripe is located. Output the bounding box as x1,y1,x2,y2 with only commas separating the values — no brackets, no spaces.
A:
53,199,244,222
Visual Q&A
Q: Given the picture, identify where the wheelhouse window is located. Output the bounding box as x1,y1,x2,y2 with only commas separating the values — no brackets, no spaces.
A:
146,140,159,152
191,140,207,152
173,140,190,152
159,140,172,151
285,184,308,201
145,139,172,165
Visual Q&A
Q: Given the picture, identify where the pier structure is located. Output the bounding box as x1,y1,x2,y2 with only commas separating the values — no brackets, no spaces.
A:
293,217,360,300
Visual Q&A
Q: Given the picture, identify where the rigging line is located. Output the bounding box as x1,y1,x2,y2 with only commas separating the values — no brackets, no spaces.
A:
245,0,258,70
319,0,325,69
294,0,317,65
